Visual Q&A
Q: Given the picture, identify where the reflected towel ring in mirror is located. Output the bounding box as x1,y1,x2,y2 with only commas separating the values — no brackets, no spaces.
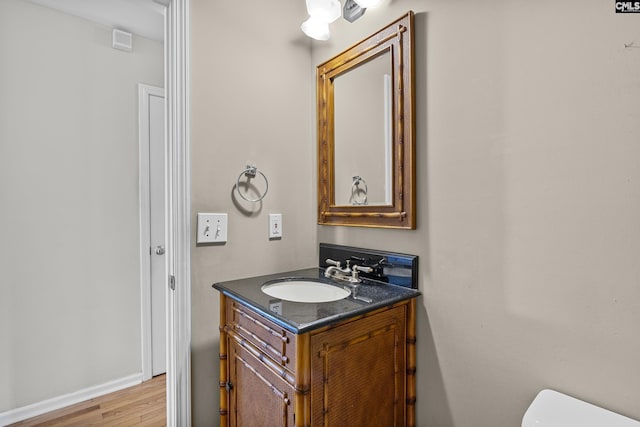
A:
351,175,368,205
236,165,269,202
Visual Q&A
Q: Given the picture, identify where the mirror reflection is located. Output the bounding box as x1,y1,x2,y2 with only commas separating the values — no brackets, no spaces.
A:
334,51,392,206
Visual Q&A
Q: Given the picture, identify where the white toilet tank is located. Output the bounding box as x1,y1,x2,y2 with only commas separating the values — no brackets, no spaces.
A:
522,389,640,427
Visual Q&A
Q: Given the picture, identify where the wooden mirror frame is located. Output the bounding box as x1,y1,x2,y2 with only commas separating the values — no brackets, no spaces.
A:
317,11,416,229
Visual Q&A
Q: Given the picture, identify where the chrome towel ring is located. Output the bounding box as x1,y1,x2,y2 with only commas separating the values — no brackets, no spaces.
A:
351,175,368,205
236,165,269,202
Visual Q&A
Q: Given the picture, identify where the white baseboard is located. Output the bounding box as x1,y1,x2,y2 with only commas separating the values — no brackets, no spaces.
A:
0,373,143,426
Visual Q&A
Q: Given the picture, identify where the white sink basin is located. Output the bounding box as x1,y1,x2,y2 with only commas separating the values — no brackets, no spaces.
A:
261,280,350,303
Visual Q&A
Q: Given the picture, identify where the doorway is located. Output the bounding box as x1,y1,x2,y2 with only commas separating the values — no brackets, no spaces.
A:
0,1,190,425
0,0,167,424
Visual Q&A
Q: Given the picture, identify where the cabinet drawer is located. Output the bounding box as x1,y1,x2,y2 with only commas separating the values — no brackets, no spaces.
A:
225,300,296,373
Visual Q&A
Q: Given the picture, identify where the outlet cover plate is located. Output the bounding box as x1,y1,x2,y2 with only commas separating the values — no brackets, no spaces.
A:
269,213,282,239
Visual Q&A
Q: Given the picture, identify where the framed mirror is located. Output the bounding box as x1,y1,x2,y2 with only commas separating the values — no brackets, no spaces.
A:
317,11,416,229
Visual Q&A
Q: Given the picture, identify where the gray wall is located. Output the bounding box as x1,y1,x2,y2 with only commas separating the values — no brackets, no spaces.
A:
0,0,163,412
191,1,640,426
190,0,315,424
314,1,640,426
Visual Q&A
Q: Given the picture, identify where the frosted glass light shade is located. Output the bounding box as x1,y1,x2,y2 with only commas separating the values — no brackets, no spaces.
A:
305,0,341,23
301,16,330,40
354,0,384,7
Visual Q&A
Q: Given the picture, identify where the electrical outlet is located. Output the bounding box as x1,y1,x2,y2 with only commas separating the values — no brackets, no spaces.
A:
197,213,227,243
269,214,282,239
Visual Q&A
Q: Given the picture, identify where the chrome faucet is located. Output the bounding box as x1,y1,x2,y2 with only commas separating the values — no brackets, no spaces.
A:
324,259,356,282
324,258,373,284
324,259,374,303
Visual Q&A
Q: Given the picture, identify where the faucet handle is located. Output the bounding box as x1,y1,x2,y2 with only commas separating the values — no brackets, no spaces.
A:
353,265,373,273
325,258,341,268
350,264,373,281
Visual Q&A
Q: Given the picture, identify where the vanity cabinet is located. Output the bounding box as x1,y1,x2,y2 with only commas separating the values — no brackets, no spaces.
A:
219,296,417,427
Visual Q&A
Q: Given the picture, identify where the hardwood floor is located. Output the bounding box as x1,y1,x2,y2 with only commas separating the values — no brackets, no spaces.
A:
10,375,166,427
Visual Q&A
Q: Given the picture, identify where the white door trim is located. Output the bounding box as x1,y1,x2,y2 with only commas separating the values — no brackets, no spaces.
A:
165,0,191,425
138,83,165,382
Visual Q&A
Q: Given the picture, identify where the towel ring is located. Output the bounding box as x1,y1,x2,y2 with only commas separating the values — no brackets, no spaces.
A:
236,165,269,203
351,175,368,205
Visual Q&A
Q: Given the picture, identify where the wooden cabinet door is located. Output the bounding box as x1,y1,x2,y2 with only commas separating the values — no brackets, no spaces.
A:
310,306,407,427
228,339,295,427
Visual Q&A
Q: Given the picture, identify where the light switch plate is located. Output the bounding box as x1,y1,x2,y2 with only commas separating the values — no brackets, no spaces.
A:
197,213,227,243
269,213,282,239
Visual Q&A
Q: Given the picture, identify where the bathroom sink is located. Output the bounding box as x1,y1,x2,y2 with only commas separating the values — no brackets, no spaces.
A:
261,279,350,303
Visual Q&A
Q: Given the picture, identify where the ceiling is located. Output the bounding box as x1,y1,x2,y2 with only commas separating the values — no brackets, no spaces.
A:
27,0,165,41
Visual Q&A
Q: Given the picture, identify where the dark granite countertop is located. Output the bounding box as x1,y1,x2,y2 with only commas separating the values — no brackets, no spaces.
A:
212,267,421,334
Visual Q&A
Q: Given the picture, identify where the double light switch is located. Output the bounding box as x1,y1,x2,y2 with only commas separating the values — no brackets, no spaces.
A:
197,213,228,243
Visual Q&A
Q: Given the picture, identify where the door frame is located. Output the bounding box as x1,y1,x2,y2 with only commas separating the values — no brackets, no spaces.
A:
165,0,191,425
138,83,165,382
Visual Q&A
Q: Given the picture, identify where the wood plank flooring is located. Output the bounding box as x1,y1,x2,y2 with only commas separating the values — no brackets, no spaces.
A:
10,375,166,427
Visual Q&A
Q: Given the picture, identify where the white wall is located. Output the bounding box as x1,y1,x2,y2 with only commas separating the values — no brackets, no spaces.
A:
314,1,640,426
0,0,163,412
189,0,315,424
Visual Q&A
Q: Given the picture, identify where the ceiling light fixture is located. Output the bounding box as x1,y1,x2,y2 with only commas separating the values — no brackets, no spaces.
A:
301,16,331,41
353,0,384,8
306,0,342,23
301,0,375,40
342,0,365,23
